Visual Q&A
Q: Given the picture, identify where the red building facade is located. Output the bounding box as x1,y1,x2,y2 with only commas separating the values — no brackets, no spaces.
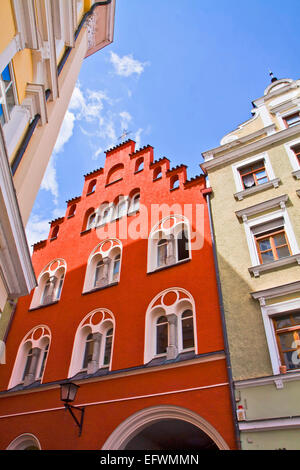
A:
0,140,237,450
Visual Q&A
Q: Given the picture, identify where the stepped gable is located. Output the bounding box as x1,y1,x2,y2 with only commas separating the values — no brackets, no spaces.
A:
83,167,104,180
104,139,136,155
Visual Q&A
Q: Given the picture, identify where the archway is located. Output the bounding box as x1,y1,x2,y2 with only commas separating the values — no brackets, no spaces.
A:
102,405,229,450
125,419,218,450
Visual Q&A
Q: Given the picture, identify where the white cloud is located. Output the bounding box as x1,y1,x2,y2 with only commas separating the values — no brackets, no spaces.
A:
26,213,50,252
134,128,144,150
119,111,132,130
110,52,149,77
41,156,59,204
53,110,75,154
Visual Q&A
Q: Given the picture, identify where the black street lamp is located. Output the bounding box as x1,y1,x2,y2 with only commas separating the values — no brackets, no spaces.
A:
60,382,85,437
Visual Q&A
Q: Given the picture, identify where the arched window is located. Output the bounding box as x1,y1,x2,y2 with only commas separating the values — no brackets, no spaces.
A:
68,309,115,377
144,288,196,363
87,179,96,195
99,203,114,225
153,167,162,180
106,163,124,185
115,197,128,219
135,158,144,173
87,212,97,229
83,239,122,292
170,176,180,190
50,225,59,240
148,216,190,272
68,204,76,218
30,260,66,309
129,193,140,213
156,316,168,355
8,326,51,389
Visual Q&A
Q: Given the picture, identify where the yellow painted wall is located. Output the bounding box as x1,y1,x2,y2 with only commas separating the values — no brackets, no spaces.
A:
208,138,300,380
0,0,16,54
12,49,33,104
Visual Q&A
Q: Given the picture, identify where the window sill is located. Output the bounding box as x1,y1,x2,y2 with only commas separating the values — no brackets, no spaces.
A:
80,228,91,236
29,300,59,311
105,178,123,188
82,282,119,295
147,257,191,275
86,191,95,196
234,178,281,201
249,253,300,277
292,169,300,179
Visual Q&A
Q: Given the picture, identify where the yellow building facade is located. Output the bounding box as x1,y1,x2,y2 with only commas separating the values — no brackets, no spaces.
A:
202,76,300,449
0,0,115,341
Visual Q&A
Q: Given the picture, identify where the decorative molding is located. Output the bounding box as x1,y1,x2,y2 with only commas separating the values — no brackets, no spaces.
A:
251,281,300,304
0,126,36,300
248,253,300,277
239,416,300,433
201,123,300,171
102,405,230,450
292,169,300,179
235,194,289,221
22,83,48,126
234,178,280,201
297,190,300,198
12,0,39,50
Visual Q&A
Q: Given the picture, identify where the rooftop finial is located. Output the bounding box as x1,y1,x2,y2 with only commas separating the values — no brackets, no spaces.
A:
269,70,278,83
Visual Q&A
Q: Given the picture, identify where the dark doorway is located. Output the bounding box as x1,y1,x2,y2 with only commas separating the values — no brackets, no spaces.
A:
124,419,219,450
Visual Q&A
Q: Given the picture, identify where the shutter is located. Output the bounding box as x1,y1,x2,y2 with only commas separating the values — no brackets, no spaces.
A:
251,217,284,236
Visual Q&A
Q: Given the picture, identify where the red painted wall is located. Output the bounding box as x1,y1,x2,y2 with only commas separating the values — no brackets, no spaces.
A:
0,140,237,450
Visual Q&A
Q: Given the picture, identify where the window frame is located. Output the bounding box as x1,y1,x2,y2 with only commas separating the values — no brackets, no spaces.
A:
0,62,18,126
243,208,299,269
260,298,300,375
283,112,300,128
255,228,291,264
238,159,269,189
232,152,276,194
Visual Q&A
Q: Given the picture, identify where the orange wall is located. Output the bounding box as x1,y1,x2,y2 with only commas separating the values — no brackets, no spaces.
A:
0,140,237,449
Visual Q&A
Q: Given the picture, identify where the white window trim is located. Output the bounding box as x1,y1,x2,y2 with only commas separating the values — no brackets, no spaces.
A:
147,215,192,273
144,287,197,364
231,151,276,194
8,325,51,389
277,106,300,131
284,138,300,175
243,208,300,274
259,298,300,375
30,259,66,309
68,309,115,378
83,239,122,293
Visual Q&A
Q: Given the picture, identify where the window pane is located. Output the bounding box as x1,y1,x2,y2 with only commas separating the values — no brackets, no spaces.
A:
0,104,4,125
156,319,168,354
286,114,300,127
103,330,113,365
275,315,293,329
258,239,271,251
276,245,290,259
1,64,11,83
5,85,15,115
82,334,93,369
252,161,264,171
22,349,33,381
279,331,296,351
157,240,167,267
274,233,287,247
242,174,255,188
177,230,189,261
182,317,194,349
260,250,275,263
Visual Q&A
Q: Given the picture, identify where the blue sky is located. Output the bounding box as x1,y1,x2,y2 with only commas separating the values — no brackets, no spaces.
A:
26,0,300,247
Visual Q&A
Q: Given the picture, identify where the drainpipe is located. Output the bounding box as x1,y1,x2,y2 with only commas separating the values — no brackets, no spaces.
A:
202,187,241,450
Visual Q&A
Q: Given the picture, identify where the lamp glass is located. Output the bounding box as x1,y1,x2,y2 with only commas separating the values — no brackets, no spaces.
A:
60,382,79,403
